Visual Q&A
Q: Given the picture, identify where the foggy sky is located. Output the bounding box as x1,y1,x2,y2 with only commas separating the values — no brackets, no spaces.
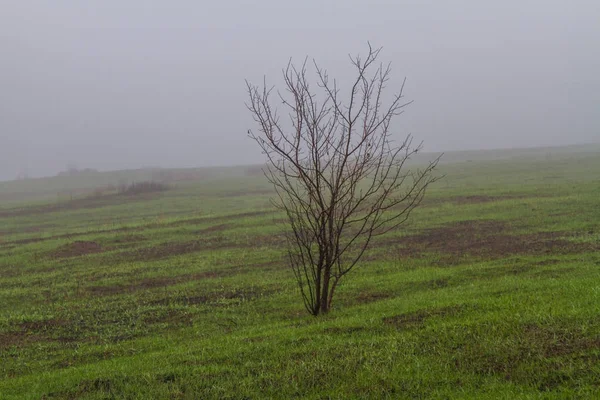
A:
1,0,599,181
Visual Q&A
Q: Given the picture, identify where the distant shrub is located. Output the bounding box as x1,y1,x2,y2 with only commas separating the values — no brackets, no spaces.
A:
150,169,210,182
57,167,99,177
118,181,171,195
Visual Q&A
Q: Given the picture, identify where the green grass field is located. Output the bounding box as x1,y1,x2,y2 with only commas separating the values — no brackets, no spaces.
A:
1,145,599,399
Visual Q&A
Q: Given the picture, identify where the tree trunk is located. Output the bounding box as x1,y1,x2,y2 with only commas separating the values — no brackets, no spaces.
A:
319,268,331,314
327,277,340,310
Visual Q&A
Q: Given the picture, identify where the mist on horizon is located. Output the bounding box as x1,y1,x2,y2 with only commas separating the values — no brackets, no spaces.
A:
2,0,599,181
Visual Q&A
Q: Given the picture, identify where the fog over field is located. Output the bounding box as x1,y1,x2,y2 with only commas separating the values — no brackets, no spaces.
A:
1,0,599,181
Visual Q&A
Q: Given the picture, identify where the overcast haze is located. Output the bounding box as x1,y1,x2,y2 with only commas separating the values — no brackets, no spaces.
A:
1,0,599,181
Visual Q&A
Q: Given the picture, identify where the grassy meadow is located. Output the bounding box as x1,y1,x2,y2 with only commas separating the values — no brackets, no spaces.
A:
1,145,599,399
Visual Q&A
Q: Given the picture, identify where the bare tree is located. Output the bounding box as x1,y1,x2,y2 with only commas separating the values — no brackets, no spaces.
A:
246,45,441,316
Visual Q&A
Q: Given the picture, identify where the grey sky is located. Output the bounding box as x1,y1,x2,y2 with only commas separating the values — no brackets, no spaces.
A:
1,0,599,181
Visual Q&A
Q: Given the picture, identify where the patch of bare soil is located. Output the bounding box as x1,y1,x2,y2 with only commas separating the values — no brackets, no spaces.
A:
384,305,468,330
195,223,233,235
453,195,519,204
0,332,45,349
521,323,600,358
111,235,146,244
8,237,46,245
167,210,273,228
1,225,54,235
529,267,578,279
180,289,264,305
453,322,600,387
150,287,277,307
387,220,597,259
70,378,117,397
3,212,270,247
453,259,577,282
122,238,233,261
0,193,162,218
4,226,136,247
85,269,239,296
121,234,282,262
143,309,194,326
0,198,87,218
353,278,451,305
51,241,104,258
421,194,525,207
19,319,62,331
0,319,69,349
462,264,533,281
355,292,392,304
